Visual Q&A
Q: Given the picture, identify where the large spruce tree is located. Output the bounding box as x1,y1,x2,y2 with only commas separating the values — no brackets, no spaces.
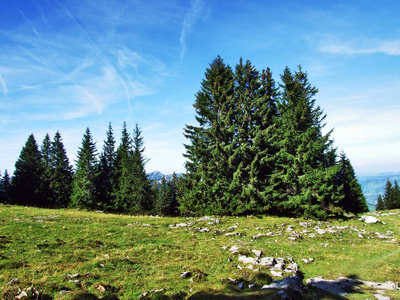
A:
70,128,98,209
181,57,366,219
0,170,11,203
182,56,235,215
273,66,341,218
50,131,73,207
97,122,116,211
11,134,45,206
113,123,154,214
336,152,368,214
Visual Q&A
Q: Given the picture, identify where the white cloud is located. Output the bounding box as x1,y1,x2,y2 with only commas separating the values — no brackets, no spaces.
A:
180,0,203,60
320,38,400,56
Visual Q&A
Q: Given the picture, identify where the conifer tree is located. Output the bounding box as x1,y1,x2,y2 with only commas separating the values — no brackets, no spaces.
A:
336,152,368,214
0,170,11,203
11,134,45,206
50,131,73,207
113,123,154,214
383,179,395,209
391,180,400,209
97,122,116,211
274,66,341,218
40,133,53,206
182,56,235,215
70,128,98,209
376,194,385,211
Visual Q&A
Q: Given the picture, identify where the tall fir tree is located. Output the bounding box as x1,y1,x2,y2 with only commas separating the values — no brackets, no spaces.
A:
70,128,98,209
181,56,235,215
274,66,341,218
40,133,53,206
11,134,45,206
50,131,73,207
113,123,154,214
0,170,11,203
376,194,385,211
97,122,116,211
336,152,368,214
383,179,395,209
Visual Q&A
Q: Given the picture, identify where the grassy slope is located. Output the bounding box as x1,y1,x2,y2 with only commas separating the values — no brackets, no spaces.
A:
0,205,399,299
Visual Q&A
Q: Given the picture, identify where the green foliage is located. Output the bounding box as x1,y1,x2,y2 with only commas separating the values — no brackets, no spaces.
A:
50,131,74,207
336,152,368,214
0,169,11,203
113,123,154,214
97,122,116,211
181,57,367,219
381,179,400,210
376,194,385,210
11,134,45,207
70,128,99,209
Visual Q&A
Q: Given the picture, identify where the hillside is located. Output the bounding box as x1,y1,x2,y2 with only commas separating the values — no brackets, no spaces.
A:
358,172,400,210
0,205,399,299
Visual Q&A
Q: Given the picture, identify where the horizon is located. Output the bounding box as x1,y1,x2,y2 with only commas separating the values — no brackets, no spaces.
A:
1,1,399,176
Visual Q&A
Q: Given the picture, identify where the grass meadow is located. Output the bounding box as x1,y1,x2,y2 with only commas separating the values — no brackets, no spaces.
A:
0,205,399,299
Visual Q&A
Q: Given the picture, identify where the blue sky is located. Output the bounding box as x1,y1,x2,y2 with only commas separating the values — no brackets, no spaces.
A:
0,0,399,175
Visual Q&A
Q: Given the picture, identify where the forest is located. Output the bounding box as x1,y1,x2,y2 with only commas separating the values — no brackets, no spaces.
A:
0,57,370,219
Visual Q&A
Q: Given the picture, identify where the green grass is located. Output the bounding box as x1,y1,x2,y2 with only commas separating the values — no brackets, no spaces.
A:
0,205,399,299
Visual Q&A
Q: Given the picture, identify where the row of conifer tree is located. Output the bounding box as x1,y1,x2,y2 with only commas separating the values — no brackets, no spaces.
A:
376,179,400,211
1,57,370,218
0,123,180,216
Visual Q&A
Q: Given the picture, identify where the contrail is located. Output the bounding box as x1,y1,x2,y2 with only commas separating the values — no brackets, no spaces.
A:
0,72,7,96
180,0,203,61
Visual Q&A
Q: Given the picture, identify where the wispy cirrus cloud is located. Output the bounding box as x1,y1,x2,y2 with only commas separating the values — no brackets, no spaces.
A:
180,0,204,61
320,38,400,56
0,72,7,96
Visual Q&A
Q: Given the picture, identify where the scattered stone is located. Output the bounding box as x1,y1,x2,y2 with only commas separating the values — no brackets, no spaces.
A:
0,235,6,238
6,278,19,285
360,215,379,224
180,271,192,278
252,250,262,257
288,236,296,241
59,290,71,295
270,270,283,277
252,233,266,239
262,275,303,295
229,245,240,253
374,295,390,300
237,282,244,289
238,255,258,265
67,273,80,279
258,257,275,266
225,232,241,236
199,228,210,233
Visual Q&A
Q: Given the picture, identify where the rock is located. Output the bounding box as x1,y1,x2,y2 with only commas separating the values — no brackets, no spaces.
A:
199,228,210,233
252,250,262,257
238,255,258,265
225,232,241,236
360,215,379,224
252,233,266,239
270,270,283,277
6,278,19,285
258,257,275,266
302,259,309,264
277,290,293,300
262,275,303,295
180,271,192,278
285,262,298,273
229,245,240,253
374,295,390,300
237,282,244,289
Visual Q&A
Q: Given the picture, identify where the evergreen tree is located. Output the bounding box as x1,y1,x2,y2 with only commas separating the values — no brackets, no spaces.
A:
384,179,400,209
97,122,116,211
155,177,168,215
273,66,341,218
383,179,395,209
0,170,11,203
336,152,368,214
40,133,53,206
181,56,235,215
391,180,400,209
11,134,45,206
376,194,385,211
70,128,98,209
50,131,73,207
113,123,154,214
